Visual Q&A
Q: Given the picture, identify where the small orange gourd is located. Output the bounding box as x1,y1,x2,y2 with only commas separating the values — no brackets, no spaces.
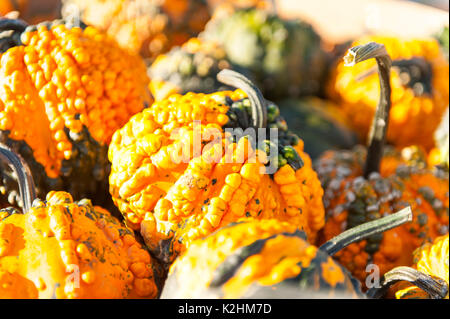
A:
109,70,325,265
0,144,162,299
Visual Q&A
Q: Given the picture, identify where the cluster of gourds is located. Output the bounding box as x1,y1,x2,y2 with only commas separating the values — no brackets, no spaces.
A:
0,0,448,299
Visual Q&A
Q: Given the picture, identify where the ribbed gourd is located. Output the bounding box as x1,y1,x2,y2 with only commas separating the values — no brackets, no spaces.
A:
327,35,449,150
0,18,150,209
109,70,325,265
277,98,358,160
315,42,449,285
161,210,413,299
201,8,329,100
149,37,250,101
0,145,162,299
61,0,211,60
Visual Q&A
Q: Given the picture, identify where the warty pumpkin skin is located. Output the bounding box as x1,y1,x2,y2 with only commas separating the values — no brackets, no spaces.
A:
327,35,449,150
316,149,449,283
0,18,150,209
201,8,329,100
316,42,450,286
109,70,325,265
0,145,163,299
61,0,211,60
161,209,413,299
394,234,449,299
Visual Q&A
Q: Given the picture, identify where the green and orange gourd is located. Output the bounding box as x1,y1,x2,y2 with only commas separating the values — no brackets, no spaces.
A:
161,208,417,298
367,233,449,299
315,42,449,285
327,35,449,150
0,144,162,299
0,17,150,209
109,69,325,265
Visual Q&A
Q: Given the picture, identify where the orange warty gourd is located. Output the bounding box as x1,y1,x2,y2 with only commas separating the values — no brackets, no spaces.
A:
366,234,449,299
0,18,150,209
315,42,449,286
109,70,325,265
61,0,211,60
0,145,162,299
327,36,449,150
161,210,413,299
393,234,449,299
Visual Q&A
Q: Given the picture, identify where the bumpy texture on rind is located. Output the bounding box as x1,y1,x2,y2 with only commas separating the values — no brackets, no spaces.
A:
315,146,449,284
327,36,449,149
395,234,449,299
0,191,162,299
161,219,364,299
0,23,150,208
62,0,211,60
109,89,325,264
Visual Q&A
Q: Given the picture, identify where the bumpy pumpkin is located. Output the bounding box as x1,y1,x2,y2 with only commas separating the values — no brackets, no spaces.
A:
0,145,162,299
278,98,358,160
201,8,329,99
366,234,449,299
0,18,150,209
393,234,449,299
315,42,449,285
327,35,449,150
149,37,251,101
109,70,325,265
62,0,211,60
161,209,412,299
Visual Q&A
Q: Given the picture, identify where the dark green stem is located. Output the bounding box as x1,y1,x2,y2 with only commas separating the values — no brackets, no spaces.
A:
217,69,268,129
366,266,449,299
0,144,36,213
343,42,392,178
319,206,412,256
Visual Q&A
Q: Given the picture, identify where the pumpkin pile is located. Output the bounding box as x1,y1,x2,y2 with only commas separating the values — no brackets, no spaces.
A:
0,17,150,210
0,1,448,300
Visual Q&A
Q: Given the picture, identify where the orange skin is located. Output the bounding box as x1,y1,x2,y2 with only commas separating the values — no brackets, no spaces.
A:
0,23,150,178
109,89,325,264
327,36,449,150
394,234,449,299
162,219,362,299
62,0,211,60
0,191,162,299
316,147,449,287
0,0,28,15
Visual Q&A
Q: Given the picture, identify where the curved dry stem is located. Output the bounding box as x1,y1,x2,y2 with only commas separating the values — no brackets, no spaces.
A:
344,42,392,178
366,266,449,299
217,69,268,128
0,18,28,33
320,206,412,256
0,144,37,213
